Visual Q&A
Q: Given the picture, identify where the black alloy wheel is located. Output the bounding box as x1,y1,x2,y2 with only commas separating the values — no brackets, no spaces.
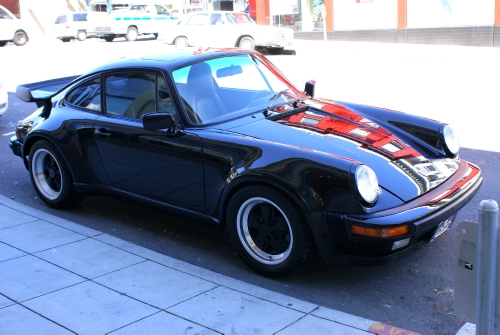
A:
226,186,312,277
29,141,81,208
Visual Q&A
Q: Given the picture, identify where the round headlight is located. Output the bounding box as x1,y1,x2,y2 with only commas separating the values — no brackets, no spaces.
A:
355,165,380,205
442,124,460,156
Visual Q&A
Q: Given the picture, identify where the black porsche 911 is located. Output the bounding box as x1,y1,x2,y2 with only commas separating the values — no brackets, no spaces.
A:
10,48,482,276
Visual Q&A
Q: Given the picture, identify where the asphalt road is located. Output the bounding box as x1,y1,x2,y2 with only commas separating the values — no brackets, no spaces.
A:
1,37,499,334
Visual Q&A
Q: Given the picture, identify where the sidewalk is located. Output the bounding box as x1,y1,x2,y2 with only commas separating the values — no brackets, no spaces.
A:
0,194,473,335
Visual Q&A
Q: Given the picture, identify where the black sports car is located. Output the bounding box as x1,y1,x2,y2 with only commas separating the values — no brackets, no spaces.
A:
10,48,482,276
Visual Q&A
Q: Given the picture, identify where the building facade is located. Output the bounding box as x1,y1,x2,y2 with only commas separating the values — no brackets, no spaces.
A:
10,0,500,46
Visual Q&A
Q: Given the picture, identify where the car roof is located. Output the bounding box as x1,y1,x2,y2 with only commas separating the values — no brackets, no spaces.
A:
88,48,259,74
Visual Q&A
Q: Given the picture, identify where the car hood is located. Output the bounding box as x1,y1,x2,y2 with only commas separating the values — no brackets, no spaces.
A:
225,100,460,202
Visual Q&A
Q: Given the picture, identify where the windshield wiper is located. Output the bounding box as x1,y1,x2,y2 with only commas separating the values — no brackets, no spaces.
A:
267,88,291,111
263,89,308,120
265,106,308,121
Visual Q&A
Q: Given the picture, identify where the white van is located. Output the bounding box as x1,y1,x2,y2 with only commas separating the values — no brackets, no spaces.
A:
88,2,179,42
54,12,96,42
0,5,28,46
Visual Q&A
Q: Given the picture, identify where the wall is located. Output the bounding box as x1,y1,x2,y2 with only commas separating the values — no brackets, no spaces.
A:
407,0,495,28
19,0,69,40
333,0,397,31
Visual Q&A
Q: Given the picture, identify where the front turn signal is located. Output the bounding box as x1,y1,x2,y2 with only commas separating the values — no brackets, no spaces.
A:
350,224,409,238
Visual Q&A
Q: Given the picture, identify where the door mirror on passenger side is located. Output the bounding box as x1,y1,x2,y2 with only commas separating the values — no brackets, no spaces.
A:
143,112,178,135
304,80,315,98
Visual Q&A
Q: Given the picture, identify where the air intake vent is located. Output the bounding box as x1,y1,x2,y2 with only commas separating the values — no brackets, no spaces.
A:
325,212,348,240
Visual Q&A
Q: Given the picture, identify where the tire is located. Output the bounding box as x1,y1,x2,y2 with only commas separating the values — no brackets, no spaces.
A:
0,41,8,47
77,30,87,41
13,31,27,46
226,186,312,277
61,38,71,43
238,36,255,50
267,47,284,55
125,27,138,41
103,36,114,42
174,36,188,49
29,141,80,208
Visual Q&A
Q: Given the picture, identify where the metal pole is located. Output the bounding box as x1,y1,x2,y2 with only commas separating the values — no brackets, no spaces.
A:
496,202,500,330
476,199,498,335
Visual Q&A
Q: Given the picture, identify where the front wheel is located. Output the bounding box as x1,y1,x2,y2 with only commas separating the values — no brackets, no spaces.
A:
77,30,87,41
125,27,138,41
13,31,27,46
226,186,312,277
29,141,80,208
174,36,188,49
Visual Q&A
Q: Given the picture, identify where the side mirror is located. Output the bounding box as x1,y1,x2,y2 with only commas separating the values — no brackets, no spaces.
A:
143,112,178,135
304,80,315,98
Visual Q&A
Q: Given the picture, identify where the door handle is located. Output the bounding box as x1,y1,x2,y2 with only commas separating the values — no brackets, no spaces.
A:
94,128,111,138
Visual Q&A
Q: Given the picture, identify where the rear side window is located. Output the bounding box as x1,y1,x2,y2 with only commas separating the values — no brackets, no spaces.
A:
66,77,101,111
73,13,87,22
55,15,67,24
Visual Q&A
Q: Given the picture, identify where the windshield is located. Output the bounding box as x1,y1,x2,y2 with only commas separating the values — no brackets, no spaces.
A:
172,54,301,125
226,12,254,24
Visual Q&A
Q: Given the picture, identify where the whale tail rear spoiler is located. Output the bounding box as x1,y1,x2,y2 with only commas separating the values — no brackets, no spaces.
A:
16,75,81,108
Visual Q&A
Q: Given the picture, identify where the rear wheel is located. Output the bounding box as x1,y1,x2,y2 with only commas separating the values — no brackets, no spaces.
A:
174,36,188,49
77,30,87,41
29,141,81,208
13,31,27,46
125,27,138,41
238,36,255,50
226,186,312,277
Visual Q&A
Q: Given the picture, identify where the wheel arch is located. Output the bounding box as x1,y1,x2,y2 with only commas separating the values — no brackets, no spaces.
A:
23,135,78,182
127,25,139,31
235,34,254,47
218,175,309,229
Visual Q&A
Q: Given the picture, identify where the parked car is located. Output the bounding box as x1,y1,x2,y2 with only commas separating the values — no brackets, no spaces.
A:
54,12,96,42
0,81,7,116
10,48,482,277
0,5,28,46
161,11,293,55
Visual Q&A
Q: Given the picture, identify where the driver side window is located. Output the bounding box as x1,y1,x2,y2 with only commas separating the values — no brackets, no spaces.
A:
104,72,179,122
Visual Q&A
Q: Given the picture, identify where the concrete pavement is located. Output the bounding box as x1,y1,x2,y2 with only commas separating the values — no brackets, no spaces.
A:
0,193,432,335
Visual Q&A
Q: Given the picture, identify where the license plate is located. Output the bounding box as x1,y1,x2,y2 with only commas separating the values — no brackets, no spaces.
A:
431,214,456,242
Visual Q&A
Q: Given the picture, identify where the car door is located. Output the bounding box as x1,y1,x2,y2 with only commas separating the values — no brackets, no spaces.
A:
183,12,209,46
93,71,205,212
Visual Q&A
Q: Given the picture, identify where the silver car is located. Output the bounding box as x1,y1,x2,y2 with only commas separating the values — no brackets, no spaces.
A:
161,11,293,55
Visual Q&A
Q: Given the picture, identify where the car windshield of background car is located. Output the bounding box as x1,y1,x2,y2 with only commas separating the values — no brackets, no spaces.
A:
0,7,12,19
226,13,254,24
173,55,294,122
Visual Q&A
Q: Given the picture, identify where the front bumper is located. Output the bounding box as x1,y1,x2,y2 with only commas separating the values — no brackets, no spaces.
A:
306,160,482,266
10,137,23,157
